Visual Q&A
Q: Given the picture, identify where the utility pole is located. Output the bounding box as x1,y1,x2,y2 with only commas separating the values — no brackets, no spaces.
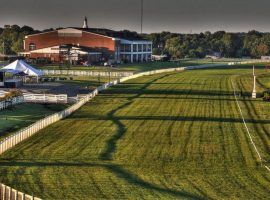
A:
141,0,144,34
252,65,257,99
2,41,5,55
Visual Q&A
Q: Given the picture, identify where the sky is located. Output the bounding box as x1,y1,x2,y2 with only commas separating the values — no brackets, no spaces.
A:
0,0,270,33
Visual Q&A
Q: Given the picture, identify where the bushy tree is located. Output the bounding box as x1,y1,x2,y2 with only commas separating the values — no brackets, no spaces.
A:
0,25,37,55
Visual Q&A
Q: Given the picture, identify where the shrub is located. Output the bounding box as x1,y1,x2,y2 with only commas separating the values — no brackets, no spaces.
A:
262,90,270,101
0,90,23,102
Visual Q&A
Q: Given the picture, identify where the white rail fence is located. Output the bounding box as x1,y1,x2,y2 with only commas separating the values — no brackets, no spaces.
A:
0,63,230,200
42,69,134,77
23,93,68,104
0,184,41,200
228,59,270,66
0,96,24,111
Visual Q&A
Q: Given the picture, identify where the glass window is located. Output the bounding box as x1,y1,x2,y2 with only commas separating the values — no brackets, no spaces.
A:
133,44,137,52
125,44,131,52
143,44,147,52
120,44,125,52
29,43,36,51
147,44,152,51
138,44,142,52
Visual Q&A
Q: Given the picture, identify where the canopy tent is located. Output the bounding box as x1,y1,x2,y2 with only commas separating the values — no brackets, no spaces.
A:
1,60,43,76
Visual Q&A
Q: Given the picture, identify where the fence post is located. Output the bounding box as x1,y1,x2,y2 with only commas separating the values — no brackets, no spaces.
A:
2,184,6,200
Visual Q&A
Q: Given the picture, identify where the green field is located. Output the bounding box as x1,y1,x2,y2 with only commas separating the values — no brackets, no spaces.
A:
0,66,269,199
0,103,67,140
44,75,117,88
37,59,233,73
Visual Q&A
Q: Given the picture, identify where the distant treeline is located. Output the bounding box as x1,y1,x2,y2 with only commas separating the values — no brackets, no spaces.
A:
1,25,270,59
144,31,270,59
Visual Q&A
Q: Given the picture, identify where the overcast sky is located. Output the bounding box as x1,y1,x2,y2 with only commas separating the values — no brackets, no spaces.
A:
0,0,270,33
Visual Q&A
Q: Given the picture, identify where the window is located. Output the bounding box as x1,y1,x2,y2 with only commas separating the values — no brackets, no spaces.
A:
29,43,36,51
143,44,147,52
147,44,152,52
133,44,137,52
120,44,125,52
125,44,131,52
138,44,142,52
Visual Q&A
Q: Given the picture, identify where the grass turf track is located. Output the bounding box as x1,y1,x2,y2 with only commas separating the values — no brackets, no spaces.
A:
0,103,67,140
0,66,269,199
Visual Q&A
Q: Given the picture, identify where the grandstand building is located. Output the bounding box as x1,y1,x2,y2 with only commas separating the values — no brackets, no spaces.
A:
21,18,152,64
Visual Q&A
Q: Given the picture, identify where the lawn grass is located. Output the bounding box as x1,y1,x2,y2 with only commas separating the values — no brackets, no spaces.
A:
0,103,67,140
36,58,233,73
0,66,269,199
44,75,117,88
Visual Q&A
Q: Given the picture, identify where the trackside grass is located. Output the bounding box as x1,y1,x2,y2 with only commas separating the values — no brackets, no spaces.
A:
0,66,269,199
37,58,230,72
0,103,67,140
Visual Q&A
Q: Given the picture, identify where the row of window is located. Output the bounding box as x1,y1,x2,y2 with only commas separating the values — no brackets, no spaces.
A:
120,54,151,62
29,43,152,53
120,44,152,52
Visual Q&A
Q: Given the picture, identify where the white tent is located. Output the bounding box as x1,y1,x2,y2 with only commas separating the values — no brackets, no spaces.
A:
1,60,43,76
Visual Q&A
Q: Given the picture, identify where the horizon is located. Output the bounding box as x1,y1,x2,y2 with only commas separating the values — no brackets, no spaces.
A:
1,0,270,33
1,24,269,35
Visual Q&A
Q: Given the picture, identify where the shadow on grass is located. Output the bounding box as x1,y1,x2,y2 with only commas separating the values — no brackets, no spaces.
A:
104,88,235,97
99,73,176,160
0,160,205,200
73,115,270,124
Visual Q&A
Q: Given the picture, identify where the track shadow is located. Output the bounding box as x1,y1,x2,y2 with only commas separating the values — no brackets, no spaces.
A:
73,115,270,125
103,88,235,97
0,160,206,200
99,73,175,160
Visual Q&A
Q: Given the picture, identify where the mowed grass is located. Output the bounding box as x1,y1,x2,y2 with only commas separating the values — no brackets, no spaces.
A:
0,104,67,140
44,75,118,88
0,66,269,199
37,58,232,73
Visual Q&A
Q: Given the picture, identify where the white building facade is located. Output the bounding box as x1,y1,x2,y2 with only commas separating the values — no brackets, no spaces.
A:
118,39,152,63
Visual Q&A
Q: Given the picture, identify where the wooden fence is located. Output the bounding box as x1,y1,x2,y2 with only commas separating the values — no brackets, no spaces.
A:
42,69,134,78
0,96,24,111
0,184,41,200
23,93,68,104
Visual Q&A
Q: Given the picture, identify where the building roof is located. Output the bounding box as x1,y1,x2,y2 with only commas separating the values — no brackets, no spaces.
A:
72,27,147,41
26,27,148,42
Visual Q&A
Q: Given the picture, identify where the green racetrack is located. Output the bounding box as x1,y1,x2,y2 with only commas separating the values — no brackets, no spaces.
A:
0,66,269,199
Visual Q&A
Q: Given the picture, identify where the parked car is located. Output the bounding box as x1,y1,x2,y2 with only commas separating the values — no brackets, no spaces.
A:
83,61,92,67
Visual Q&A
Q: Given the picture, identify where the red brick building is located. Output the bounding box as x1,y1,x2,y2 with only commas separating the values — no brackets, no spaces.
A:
21,18,152,64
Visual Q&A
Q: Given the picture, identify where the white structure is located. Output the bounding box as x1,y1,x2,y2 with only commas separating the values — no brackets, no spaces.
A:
83,17,88,29
118,39,152,63
1,60,43,77
252,66,257,99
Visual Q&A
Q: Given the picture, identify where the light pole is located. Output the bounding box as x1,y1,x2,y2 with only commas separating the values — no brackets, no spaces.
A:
252,66,256,99
2,41,5,55
141,0,144,34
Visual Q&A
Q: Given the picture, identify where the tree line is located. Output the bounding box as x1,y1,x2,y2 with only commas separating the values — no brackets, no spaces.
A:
145,31,270,59
1,25,270,59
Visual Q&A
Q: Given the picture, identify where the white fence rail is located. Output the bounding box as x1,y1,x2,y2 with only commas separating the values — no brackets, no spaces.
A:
228,59,270,66
0,96,24,111
0,184,41,200
23,93,68,104
42,69,134,77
